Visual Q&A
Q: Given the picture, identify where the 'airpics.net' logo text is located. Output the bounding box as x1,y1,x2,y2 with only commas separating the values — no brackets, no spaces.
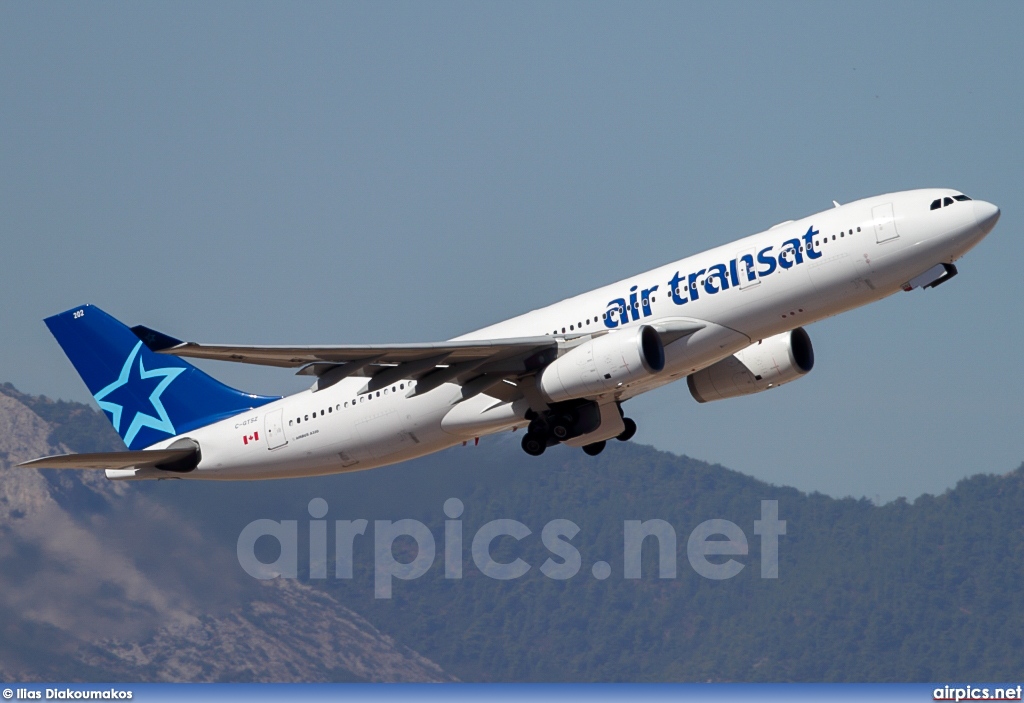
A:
237,499,786,598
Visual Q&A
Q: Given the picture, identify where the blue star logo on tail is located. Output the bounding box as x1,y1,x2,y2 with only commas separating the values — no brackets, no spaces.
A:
94,341,185,448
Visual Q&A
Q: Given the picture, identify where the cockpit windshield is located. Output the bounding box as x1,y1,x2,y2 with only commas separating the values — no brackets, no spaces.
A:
930,194,972,210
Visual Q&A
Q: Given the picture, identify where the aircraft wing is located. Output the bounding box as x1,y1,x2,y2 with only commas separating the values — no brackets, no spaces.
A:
156,336,558,369
133,319,704,398
133,324,560,396
18,447,197,471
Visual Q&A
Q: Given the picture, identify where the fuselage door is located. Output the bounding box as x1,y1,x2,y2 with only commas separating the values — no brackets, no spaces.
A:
264,408,288,450
735,249,760,289
872,203,900,243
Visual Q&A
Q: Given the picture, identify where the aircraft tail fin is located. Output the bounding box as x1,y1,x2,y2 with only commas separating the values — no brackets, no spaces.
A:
45,305,279,450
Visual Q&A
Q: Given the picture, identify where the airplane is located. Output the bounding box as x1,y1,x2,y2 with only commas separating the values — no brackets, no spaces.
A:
19,188,1000,480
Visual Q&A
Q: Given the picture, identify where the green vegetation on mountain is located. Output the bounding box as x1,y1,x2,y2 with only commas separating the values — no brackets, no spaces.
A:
304,444,1024,682
142,418,1024,682
2,384,1022,682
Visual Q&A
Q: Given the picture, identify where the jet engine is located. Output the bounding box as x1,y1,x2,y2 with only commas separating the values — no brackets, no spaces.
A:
538,325,665,404
687,328,814,403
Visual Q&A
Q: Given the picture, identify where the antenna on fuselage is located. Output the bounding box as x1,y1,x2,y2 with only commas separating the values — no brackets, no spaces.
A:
832,200,841,208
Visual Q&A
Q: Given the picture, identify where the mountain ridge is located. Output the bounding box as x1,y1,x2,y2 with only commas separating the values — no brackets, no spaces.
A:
0,385,454,683
1,383,1021,682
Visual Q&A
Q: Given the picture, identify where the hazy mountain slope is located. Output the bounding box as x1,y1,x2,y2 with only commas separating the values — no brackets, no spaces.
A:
2,383,1022,682
122,418,1024,682
0,386,453,682
126,417,1024,683
78,579,449,683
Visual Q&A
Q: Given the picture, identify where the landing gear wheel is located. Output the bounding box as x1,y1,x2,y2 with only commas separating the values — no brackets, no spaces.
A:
582,440,606,456
522,433,547,456
550,414,573,441
617,417,637,442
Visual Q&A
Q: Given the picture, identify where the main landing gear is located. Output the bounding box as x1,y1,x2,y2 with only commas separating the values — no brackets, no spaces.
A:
520,404,638,458
521,432,547,457
618,417,637,442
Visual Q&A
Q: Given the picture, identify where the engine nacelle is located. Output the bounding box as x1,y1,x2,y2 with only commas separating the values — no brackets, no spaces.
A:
687,328,814,403
538,325,665,403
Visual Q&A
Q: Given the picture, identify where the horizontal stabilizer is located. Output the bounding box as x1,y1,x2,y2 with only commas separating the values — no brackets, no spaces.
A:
18,445,198,472
131,324,184,352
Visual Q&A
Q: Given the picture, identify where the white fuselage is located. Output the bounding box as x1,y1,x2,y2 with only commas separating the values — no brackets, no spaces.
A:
128,189,997,480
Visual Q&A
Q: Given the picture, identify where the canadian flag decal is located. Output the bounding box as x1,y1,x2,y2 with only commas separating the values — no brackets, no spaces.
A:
242,431,260,445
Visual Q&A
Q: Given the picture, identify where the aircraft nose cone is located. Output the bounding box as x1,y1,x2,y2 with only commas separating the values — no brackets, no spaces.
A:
974,200,1001,235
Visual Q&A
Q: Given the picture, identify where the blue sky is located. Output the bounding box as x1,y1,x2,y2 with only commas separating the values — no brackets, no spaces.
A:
2,2,1021,501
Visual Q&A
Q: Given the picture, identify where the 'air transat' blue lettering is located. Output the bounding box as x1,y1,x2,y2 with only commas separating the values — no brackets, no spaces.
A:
704,264,729,294
803,226,821,260
641,286,658,316
737,253,757,285
668,272,687,305
604,298,628,329
778,239,801,269
688,270,706,301
757,247,777,276
603,224,817,324
628,287,640,322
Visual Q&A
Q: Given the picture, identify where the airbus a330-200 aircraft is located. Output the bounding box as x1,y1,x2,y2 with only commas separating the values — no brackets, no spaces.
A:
20,189,1000,480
